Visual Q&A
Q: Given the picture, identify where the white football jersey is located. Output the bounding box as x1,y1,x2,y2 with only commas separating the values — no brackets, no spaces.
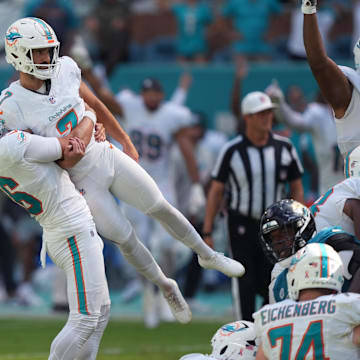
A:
0,56,101,179
0,131,93,238
116,90,192,192
311,177,360,235
254,293,360,360
304,103,344,194
336,66,360,155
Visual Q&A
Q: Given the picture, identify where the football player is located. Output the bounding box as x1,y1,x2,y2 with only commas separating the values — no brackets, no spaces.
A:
116,78,206,327
310,144,360,240
1,17,245,321
259,199,360,303
254,243,360,359
0,116,111,359
302,0,360,157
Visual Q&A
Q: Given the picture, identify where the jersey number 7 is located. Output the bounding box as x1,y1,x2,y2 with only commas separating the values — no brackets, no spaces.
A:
56,109,78,135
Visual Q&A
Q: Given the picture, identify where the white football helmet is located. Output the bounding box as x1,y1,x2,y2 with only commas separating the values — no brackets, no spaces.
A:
287,243,344,301
354,38,360,74
210,321,257,359
5,17,60,80
345,145,360,178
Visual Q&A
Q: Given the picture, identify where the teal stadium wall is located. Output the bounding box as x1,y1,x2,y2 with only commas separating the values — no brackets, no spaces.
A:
0,61,352,128
108,62,323,128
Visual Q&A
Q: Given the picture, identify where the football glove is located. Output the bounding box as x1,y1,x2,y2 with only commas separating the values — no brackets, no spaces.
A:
302,0,317,14
265,80,285,104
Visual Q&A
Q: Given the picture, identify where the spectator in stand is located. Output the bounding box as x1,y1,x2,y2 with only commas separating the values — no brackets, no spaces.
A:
158,0,213,63
221,0,282,61
24,0,79,56
86,0,131,75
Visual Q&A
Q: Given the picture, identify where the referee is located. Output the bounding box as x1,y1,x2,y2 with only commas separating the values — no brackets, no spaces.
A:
202,91,304,321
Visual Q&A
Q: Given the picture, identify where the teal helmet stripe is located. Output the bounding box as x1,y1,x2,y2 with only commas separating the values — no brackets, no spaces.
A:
29,17,54,42
319,243,329,278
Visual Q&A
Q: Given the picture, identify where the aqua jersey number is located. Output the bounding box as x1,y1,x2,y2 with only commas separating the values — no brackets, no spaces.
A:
56,109,78,135
0,177,43,215
268,321,329,359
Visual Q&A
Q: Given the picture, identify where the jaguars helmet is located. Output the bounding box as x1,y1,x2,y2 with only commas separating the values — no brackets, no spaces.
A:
287,243,344,300
5,17,60,80
260,199,316,263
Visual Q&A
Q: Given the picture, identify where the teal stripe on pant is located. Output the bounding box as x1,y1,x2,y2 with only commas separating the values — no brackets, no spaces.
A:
67,236,89,315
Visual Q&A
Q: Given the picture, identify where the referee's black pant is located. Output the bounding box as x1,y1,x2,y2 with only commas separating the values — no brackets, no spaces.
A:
227,212,272,321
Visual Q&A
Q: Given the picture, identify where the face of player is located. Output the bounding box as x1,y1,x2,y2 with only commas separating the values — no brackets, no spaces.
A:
32,48,51,69
249,109,273,134
269,226,295,260
142,90,164,111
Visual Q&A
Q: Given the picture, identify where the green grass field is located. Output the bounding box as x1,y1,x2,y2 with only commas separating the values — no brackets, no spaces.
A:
0,318,224,360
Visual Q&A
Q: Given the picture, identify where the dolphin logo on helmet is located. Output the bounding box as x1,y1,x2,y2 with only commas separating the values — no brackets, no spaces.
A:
4,17,60,80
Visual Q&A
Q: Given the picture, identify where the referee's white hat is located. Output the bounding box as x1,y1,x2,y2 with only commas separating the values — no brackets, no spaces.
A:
241,91,276,115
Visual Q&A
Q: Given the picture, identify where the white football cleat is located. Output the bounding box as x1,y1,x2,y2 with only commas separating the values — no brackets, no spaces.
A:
162,279,192,324
198,252,245,278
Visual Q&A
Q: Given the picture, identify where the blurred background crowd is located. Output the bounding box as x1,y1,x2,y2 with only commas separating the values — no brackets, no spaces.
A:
0,0,357,323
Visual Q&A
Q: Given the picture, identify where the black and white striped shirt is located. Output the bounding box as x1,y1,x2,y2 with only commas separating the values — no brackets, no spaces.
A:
212,133,303,220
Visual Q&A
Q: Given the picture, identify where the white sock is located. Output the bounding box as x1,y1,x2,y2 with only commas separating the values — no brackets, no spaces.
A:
117,229,169,288
49,313,99,360
76,305,110,360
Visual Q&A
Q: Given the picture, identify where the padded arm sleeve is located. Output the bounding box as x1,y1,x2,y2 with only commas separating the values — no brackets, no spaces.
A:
24,135,62,163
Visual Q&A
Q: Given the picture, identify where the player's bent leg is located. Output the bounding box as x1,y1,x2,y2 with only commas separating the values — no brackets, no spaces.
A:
76,182,173,290
109,150,210,253
76,304,111,360
46,227,110,359
109,148,245,277
147,198,245,278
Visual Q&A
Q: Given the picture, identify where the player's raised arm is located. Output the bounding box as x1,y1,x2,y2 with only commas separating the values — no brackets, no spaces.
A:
79,80,139,162
303,0,352,118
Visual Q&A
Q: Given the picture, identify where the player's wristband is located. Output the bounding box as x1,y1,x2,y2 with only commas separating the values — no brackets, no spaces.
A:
84,110,97,125
302,0,317,14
